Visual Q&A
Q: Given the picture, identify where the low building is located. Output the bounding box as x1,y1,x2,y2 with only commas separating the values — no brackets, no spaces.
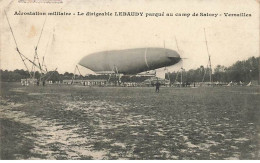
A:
21,78,37,86
143,77,170,86
63,79,107,86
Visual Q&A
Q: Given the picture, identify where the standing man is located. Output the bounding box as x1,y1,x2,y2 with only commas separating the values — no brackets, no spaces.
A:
155,80,160,93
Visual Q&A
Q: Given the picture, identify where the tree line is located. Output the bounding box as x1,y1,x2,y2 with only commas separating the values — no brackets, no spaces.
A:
166,56,259,83
0,70,109,82
0,56,259,83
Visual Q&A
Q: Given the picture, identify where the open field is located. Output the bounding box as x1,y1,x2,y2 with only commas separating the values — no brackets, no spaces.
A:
0,82,259,160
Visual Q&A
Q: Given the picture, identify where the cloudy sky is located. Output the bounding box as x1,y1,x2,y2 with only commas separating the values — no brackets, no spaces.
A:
0,0,259,76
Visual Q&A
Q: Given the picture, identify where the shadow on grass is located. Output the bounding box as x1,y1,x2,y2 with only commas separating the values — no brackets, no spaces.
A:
0,118,44,160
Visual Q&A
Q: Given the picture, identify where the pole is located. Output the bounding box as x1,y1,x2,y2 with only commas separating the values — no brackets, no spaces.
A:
204,28,212,84
34,16,47,77
181,68,183,87
36,16,47,48
167,70,171,86
17,48,46,73
175,37,181,54
44,68,58,81
35,49,43,73
4,11,32,78
72,66,77,84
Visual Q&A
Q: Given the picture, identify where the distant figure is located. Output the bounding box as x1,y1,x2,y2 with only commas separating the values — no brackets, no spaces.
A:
42,80,45,86
227,81,233,86
26,79,29,86
185,82,190,87
37,79,40,86
155,81,160,92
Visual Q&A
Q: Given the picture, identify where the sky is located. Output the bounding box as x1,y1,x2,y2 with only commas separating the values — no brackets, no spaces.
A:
0,0,259,77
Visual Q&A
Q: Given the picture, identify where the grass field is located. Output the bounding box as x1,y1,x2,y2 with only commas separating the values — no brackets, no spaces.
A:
0,82,259,160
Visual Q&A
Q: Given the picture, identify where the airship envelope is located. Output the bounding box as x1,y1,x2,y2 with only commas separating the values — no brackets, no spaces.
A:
79,48,181,74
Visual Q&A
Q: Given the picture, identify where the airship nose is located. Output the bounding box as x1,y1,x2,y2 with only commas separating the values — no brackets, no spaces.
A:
166,50,181,62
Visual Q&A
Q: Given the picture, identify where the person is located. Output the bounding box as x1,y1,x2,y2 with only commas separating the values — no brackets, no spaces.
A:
37,79,40,86
155,81,160,92
42,80,45,86
26,79,29,86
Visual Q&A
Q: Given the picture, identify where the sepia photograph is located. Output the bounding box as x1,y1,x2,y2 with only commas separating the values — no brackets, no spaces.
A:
0,0,259,160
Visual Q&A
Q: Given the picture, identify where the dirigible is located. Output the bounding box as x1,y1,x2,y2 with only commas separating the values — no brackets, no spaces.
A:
79,47,181,74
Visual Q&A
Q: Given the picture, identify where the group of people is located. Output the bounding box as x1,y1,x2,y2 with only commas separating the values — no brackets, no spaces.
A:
21,78,46,86
36,79,45,86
